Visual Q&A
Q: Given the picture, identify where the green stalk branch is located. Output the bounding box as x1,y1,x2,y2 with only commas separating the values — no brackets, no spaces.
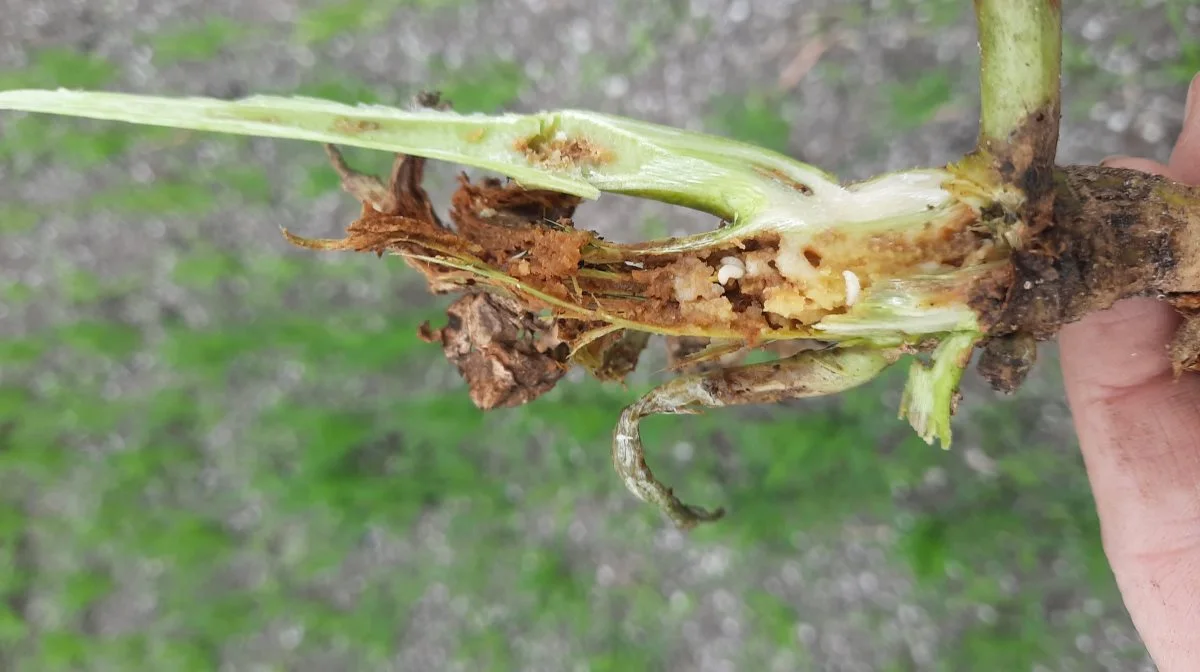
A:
969,0,1063,241
975,0,1062,149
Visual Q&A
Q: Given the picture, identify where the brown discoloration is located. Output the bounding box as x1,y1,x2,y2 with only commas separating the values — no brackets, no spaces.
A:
977,103,1062,243
753,166,813,195
807,210,985,279
450,176,592,288
298,147,1186,408
321,144,438,218
419,293,569,409
1168,293,1200,311
225,112,281,124
276,126,1200,528
966,164,1200,390
973,166,1200,340
331,117,381,134
295,146,996,355
515,133,614,169
964,263,1013,327
976,332,1038,394
290,147,994,419
570,328,651,381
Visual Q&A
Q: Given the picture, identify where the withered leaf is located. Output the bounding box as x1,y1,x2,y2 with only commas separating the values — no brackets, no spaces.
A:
419,293,569,410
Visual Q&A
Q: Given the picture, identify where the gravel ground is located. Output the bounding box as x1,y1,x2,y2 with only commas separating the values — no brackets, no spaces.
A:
1,1,1196,670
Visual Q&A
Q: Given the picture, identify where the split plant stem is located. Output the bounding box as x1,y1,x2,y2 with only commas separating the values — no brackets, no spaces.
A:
4,1,1200,528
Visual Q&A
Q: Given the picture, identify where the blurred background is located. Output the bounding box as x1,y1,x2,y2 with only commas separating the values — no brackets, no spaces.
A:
0,1,1196,670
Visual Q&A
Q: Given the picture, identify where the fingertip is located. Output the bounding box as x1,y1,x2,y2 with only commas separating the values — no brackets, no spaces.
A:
1168,72,1200,184
1060,298,1200,568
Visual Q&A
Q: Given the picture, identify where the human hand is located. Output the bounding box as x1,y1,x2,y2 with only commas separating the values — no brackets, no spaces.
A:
1059,74,1200,671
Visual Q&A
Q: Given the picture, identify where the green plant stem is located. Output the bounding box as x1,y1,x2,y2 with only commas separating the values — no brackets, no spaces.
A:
974,0,1062,150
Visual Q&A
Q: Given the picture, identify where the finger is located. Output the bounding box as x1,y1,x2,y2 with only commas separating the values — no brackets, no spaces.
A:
1060,296,1181,399
1060,298,1200,550
1169,73,1200,183
1062,305,1200,672
1059,151,1200,668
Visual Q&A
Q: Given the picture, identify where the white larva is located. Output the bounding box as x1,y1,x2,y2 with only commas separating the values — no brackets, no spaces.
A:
842,269,861,306
716,256,746,285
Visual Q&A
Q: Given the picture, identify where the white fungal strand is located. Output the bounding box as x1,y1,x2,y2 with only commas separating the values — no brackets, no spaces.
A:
842,269,861,307
716,256,746,285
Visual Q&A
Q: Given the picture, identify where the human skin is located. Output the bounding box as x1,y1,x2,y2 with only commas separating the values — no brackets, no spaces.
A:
1059,74,1200,671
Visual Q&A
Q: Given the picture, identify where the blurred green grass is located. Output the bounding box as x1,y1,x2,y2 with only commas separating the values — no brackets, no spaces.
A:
0,6,1166,669
293,0,469,46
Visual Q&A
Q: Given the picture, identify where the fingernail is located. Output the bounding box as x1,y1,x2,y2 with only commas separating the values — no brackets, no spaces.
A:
1186,72,1200,122
1100,155,1130,167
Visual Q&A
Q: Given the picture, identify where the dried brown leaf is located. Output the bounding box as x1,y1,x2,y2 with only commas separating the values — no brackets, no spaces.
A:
419,293,569,409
